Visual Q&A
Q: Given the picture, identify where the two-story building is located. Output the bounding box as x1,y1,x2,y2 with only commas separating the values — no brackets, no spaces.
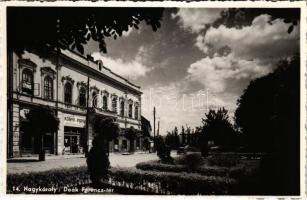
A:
7,47,145,157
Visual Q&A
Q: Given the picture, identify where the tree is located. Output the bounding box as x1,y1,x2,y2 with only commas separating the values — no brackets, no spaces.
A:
235,55,300,194
24,106,59,161
87,116,120,188
202,107,236,149
8,7,164,56
125,126,138,153
155,135,173,164
181,126,185,145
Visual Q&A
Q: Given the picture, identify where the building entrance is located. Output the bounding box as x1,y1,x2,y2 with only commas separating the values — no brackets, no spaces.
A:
64,126,85,154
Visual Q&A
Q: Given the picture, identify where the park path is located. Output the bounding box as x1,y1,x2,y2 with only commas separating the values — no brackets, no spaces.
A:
7,152,178,174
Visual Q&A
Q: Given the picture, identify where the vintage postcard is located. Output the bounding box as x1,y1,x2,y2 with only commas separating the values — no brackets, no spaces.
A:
0,1,306,198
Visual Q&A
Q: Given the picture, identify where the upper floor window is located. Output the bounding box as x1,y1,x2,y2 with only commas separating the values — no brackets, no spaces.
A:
103,95,108,110
134,106,139,120
120,101,124,117
112,97,117,112
128,104,133,118
22,69,34,95
92,92,97,108
64,82,72,104
79,87,86,107
44,76,53,100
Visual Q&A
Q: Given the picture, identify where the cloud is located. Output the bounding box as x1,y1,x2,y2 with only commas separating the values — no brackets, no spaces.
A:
92,46,152,79
172,8,224,33
141,80,239,135
187,53,271,94
141,83,207,135
196,14,299,61
122,27,134,37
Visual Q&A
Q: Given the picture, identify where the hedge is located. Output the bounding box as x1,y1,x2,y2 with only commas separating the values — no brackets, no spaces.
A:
136,161,244,178
7,166,90,194
8,165,239,195
109,167,239,195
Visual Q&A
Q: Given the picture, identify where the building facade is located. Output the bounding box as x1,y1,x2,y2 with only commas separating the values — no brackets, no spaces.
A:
7,48,145,158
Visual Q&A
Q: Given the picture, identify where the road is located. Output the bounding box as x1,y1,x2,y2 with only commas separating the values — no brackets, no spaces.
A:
7,152,177,174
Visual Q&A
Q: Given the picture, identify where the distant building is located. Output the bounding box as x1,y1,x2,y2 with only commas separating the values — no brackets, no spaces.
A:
7,48,146,157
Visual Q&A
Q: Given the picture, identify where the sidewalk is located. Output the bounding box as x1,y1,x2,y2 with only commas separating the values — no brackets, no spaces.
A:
7,151,176,174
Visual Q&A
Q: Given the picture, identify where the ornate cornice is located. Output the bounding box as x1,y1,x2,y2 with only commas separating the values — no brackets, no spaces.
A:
101,89,109,96
76,81,87,89
61,75,75,84
128,99,133,104
111,93,118,99
119,96,125,102
18,59,37,69
41,67,56,79
90,85,99,93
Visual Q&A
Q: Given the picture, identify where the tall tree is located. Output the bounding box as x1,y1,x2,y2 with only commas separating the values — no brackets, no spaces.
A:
202,107,236,148
8,7,164,56
235,55,300,194
24,106,59,161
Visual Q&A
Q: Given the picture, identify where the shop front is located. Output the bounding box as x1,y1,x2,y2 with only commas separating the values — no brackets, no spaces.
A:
63,113,86,154
19,106,56,156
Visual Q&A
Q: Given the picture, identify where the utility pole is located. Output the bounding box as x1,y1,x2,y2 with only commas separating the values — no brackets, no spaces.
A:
157,121,160,136
153,107,156,151
85,75,90,157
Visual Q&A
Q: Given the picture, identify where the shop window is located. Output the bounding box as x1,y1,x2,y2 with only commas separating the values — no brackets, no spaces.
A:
44,76,53,100
128,104,133,118
120,101,124,117
79,87,86,107
22,69,34,95
122,140,127,151
64,82,72,104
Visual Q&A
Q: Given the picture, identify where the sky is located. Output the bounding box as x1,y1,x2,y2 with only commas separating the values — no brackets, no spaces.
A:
87,8,299,135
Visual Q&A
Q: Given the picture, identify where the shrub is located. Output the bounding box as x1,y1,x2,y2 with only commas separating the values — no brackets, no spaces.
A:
136,160,245,179
7,167,89,193
87,138,110,188
109,167,238,195
207,154,240,167
155,136,173,164
200,140,209,157
88,116,120,187
183,153,203,171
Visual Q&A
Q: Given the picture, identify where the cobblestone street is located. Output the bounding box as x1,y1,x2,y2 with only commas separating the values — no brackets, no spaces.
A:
7,152,178,174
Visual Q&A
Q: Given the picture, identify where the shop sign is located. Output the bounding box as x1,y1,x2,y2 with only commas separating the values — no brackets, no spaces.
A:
63,113,86,127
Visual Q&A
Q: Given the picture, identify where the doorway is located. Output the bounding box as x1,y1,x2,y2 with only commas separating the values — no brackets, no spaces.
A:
64,126,85,154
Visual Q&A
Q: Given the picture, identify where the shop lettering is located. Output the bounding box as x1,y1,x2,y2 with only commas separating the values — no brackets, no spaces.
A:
64,114,85,126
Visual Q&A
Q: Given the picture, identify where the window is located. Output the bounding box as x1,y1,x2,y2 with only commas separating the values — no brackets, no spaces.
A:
112,97,117,112
44,76,53,100
79,87,86,107
22,69,33,95
134,106,138,120
92,92,97,108
128,104,133,118
64,82,72,104
103,95,108,110
120,101,125,117
98,62,102,71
